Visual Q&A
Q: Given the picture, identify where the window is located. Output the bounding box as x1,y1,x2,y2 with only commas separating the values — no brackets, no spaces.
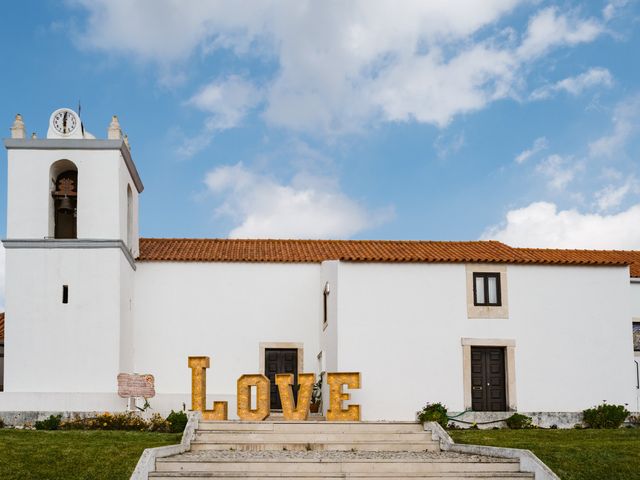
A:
473,272,501,306
323,282,330,326
62,285,69,304
633,322,640,352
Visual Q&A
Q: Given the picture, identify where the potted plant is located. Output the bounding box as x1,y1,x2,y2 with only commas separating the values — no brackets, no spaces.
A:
310,376,323,413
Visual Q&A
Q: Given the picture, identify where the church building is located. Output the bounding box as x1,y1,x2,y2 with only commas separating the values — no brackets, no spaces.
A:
1,109,639,422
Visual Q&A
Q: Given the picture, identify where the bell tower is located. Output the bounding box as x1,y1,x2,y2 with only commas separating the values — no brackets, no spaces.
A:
1,110,143,409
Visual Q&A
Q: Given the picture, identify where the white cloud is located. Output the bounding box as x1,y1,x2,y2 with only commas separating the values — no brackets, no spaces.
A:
434,131,465,158
178,76,262,157
594,177,637,212
187,76,261,129
517,7,603,60
514,136,548,164
72,1,607,134
482,201,640,249
204,163,392,239
603,0,629,21
530,67,613,100
589,95,640,157
536,154,583,190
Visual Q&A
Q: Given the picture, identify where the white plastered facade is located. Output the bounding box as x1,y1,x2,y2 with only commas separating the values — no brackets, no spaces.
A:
1,134,638,419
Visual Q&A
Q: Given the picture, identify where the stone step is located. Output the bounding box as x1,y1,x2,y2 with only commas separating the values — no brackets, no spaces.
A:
197,421,425,434
190,441,439,452
156,459,521,474
194,432,434,443
150,473,534,479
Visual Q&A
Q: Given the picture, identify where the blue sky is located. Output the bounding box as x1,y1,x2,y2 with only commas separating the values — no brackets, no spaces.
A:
1,0,640,272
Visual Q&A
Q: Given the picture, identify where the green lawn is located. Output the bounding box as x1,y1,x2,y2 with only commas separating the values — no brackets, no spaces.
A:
449,428,640,480
0,430,181,480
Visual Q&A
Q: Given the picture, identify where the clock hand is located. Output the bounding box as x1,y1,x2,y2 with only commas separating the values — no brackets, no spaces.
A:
63,112,68,133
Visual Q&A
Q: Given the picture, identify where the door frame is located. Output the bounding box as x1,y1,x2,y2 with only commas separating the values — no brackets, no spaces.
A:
462,338,516,411
259,342,304,376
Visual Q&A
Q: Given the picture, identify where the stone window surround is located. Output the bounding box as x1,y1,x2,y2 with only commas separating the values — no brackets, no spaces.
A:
466,264,508,319
258,342,304,376
461,337,517,411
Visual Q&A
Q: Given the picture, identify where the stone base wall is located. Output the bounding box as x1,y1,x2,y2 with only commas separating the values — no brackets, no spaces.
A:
448,411,584,429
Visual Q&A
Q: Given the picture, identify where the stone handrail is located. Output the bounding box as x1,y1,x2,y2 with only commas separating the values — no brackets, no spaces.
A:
130,411,201,480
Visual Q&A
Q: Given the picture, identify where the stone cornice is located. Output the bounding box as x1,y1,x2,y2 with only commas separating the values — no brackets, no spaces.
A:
2,238,136,270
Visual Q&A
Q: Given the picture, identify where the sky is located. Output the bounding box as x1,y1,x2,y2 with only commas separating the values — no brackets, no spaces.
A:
1,1,640,307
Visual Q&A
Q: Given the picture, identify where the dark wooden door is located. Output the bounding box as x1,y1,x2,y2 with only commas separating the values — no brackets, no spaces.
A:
265,349,298,410
471,347,506,411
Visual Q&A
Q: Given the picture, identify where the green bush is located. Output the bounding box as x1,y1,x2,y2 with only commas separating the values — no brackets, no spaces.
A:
506,413,533,429
35,415,62,430
166,410,188,433
0,417,4,429
582,403,629,429
417,402,448,428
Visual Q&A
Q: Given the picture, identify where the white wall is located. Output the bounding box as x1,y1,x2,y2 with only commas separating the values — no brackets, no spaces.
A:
320,261,339,374
632,282,640,412
334,262,636,420
631,283,640,319
118,156,139,256
6,147,138,242
2,248,124,393
509,265,633,412
132,262,322,417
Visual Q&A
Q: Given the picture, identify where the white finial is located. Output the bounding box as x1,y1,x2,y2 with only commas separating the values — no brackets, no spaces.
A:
107,115,123,140
10,114,26,139
31,132,37,139
123,134,131,150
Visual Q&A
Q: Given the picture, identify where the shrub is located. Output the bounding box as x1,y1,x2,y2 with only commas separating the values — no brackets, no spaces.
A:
417,402,448,428
166,410,188,433
582,402,629,429
0,418,4,429
506,413,533,429
62,412,149,431
35,414,62,430
148,413,171,432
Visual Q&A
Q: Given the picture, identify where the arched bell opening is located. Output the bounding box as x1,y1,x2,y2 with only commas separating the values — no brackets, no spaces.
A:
49,160,78,239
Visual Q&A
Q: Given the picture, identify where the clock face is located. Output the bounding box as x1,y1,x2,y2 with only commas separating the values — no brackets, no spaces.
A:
52,110,78,135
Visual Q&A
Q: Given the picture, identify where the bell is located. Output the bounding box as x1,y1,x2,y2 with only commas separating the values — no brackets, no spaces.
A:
58,196,74,214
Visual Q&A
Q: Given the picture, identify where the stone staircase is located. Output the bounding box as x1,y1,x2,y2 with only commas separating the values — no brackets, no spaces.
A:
149,421,535,479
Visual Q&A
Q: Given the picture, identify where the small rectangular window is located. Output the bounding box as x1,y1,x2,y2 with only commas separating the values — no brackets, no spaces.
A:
633,322,640,352
473,273,501,306
62,285,69,304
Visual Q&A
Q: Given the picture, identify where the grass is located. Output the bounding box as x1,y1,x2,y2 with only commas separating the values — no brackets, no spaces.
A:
0,429,182,480
449,428,640,480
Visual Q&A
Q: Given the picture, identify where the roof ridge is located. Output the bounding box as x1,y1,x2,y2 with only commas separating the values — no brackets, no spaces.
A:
516,246,640,254
139,237,506,244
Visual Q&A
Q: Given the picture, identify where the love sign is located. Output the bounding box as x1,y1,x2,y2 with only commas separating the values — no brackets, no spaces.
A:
188,356,361,421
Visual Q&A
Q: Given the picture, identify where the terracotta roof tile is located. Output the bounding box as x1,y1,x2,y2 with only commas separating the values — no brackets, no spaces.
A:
137,238,639,275
0,312,4,342
138,238,523,263
516,248,640,277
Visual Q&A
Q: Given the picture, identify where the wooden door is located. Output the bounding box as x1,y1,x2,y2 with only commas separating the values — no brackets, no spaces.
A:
265,348,298,410
471,347,507,411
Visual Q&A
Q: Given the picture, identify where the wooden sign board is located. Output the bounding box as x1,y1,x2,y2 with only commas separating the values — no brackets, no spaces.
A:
117,373,155,398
